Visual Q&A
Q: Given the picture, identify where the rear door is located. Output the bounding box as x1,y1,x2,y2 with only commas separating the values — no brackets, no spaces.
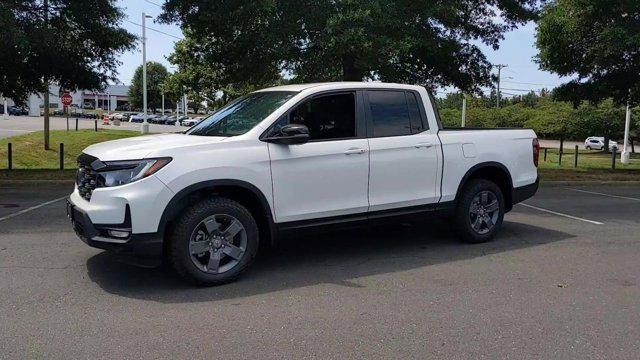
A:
267,91,370,223
365,90,441,211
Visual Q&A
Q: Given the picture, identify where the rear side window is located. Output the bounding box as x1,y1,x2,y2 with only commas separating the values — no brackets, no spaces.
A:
368,90,425,137
287,92,356,141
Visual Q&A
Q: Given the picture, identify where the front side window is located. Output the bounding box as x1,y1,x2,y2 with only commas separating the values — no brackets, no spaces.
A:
281,92,357,141
368,91,412,137
187,91,296,137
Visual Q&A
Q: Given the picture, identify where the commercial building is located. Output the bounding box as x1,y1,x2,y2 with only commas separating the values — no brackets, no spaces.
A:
7,84,130,116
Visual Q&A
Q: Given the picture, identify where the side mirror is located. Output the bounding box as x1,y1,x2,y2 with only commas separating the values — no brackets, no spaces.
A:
263,124,310,145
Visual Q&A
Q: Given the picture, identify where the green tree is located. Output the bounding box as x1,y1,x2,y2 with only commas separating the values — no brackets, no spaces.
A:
160,0,538,92
0,0,135,149
536,0,640,106
128,62,171,113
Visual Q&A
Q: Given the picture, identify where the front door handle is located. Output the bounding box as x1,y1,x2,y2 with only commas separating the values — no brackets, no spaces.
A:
344,147,367,155
415,142,434,149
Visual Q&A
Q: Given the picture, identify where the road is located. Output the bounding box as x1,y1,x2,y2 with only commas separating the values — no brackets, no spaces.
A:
0,115,184,139
1,183,640,359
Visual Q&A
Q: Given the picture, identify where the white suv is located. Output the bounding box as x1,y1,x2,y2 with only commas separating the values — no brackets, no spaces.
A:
67,82,539,285
585,136,618,151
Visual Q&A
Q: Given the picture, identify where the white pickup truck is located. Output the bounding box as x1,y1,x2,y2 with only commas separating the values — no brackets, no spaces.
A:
67,82,539,285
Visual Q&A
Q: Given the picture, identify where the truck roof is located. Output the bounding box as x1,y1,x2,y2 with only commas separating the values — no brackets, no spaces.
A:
257,82,426,93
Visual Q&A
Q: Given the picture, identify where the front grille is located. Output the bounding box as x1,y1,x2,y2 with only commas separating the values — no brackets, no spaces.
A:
76,153,100,201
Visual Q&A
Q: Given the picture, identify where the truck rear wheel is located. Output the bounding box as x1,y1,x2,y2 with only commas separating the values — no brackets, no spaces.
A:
168,197,259,286
454,179,505,243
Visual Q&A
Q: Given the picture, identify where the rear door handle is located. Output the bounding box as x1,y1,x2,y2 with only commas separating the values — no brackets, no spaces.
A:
344,147,367,155
415,142,434,149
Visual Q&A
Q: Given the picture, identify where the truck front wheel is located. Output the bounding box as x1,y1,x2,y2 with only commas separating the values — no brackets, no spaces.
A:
454,179,505,243
168,197,259,286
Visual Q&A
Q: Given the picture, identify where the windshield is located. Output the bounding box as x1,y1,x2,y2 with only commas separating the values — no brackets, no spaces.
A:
186,91,297,137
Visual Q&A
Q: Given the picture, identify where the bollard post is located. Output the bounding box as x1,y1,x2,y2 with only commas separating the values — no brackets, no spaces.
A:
59,143,64,170
574,145,578,168
558,148,563,166
7,143,12,170
611,147,617,169
94,119,98,132
543,148,548,162
75,117,79,131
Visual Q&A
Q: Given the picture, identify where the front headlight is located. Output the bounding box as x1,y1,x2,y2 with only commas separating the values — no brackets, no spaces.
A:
96,158,172,187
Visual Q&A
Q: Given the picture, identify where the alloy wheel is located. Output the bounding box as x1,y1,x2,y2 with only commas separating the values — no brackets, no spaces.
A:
189,214,247,274
469,190,500,235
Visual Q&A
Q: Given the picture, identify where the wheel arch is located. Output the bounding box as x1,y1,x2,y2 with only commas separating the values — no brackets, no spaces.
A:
454,162,514,212
159,180,276,248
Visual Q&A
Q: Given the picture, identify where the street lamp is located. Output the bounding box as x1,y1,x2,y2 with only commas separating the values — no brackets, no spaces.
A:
141,12,153,134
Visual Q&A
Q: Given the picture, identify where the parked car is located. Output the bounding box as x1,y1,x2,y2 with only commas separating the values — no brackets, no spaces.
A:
177,115,190,126
7,106,28,116
182,116,204,127
129,113,153,123
585,137,618,151
165,115,178,125
67,82,539,285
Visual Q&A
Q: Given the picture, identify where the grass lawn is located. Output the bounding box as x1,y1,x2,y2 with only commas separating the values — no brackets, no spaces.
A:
538,147,640,181
0,129,139,170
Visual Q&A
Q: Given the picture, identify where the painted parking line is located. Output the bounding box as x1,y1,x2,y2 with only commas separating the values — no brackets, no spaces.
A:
0,196,68,222
517,203,604,225
566,188,640,202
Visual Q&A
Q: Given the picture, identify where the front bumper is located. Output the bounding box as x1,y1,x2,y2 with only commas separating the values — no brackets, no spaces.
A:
67,199,163,260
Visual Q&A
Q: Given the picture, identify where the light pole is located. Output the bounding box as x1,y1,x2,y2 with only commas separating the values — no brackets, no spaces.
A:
2,96,7,120
141,12,153,134
161,86,165,115
621,98,632,164
461,93,467,127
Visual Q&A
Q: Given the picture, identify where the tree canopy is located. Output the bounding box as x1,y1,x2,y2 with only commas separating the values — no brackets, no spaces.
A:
0,0,136,103
159,0,538,93
536,0,640,105
128,62,172,112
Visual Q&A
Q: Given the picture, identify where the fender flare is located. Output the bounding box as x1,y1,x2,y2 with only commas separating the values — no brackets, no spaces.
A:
157,179,275,239
454,161,514,209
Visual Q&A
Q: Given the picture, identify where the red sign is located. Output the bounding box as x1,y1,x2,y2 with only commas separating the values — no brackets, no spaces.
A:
61,93,73,106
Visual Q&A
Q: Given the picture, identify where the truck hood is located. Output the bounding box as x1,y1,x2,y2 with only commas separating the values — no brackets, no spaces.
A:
83,133,226,161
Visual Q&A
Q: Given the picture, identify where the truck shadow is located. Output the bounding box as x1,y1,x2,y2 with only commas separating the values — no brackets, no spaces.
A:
86,218,573,303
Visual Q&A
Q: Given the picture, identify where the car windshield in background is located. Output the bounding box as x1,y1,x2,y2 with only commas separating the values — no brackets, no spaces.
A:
186,91,297,137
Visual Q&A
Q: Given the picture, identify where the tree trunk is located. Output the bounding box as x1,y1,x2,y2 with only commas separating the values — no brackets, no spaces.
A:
631,138,635,153
342,56,363,81
603,134,610,153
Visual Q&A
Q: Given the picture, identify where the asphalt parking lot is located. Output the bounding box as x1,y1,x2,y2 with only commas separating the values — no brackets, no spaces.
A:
1,182,639,359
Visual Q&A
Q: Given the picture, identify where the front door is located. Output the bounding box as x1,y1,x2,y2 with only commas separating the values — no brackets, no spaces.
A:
267,91,370,223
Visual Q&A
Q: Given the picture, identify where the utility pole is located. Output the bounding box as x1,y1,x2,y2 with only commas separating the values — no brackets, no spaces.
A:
141,12,152,134
494,64,508,108
461,93,467,127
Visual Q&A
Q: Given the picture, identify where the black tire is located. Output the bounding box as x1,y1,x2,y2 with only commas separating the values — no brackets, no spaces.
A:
586,146,591,150
454,179,505,244
168,197,259,286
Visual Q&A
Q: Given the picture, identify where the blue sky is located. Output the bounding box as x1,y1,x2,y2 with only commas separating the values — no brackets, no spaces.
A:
116,1,568,96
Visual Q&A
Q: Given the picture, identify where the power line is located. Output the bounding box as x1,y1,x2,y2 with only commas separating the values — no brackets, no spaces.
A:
503,80,556,87
125,19,183,40
501,87,544,92
143,0,163,8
